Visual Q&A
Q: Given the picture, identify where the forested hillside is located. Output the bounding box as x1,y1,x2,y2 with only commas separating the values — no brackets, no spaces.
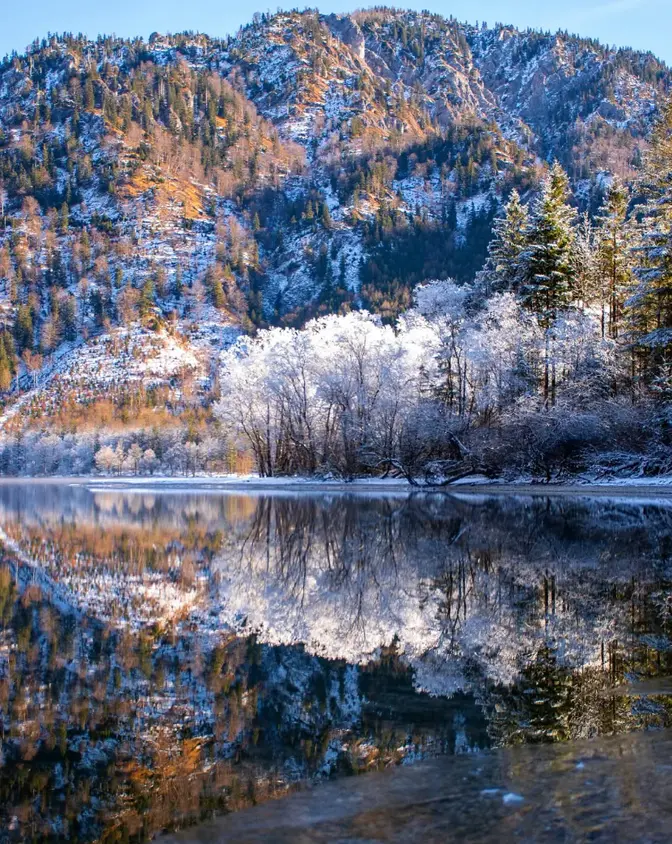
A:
0,8,671,478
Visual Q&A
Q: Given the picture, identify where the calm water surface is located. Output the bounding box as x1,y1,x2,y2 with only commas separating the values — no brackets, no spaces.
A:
0,484,671,842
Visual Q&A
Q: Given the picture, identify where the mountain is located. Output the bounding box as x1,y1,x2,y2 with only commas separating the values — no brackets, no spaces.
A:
0,7,669,449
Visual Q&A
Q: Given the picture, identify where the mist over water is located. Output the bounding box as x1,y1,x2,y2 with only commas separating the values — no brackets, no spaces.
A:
0,484,671,840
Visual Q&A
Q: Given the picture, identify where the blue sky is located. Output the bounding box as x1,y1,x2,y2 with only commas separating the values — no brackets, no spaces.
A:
2,0,670,65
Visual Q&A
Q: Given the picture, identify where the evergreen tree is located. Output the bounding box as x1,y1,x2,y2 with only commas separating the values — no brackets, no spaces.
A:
321,202,332,230
304,200,314,223
60,296,77,341
205,265,226,309
520,163,576,404
520,646,572,743
212,275,226,309
339,254,347,289
84,77,95,111
1,332,16,374
174,266,183,299
572,212,599,311
478,189,529,295
0,341,11,392
630,102,672,388
521,163,576,326
595,180,632,339
139,278,155,319
14,304,33,352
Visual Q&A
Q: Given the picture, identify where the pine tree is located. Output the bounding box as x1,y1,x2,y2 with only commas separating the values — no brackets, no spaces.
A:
520,163,576,404
521,163,576,326
1,332,16,376
630,102,672,389
212,275,226,309
595,180,632,339
572,212,599,311
14,304,33,352
478,189,529,295
84,77,95,111
304,200,314,223
339,254,347,289
174,266,183,299
321,202,332,230
139,278,155,319
0,341,10,392
60,297,77,341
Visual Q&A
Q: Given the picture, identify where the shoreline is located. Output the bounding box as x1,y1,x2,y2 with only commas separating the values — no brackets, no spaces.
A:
0,474,672,498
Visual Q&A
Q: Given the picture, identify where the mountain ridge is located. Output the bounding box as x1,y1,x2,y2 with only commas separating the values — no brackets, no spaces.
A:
0,6,669,454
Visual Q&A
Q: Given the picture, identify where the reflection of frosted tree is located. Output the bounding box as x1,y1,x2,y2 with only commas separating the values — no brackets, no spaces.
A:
2,486,672,750
211,494,672,709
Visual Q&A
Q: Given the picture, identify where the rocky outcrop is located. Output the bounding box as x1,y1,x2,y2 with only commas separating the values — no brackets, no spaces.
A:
325,13,366,62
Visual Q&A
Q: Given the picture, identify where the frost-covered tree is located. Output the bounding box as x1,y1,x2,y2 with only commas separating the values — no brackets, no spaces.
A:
572,212,599,311
477,189,529,296
521,163,576,325
464,292,541,417
95,445,117,474
413,279,469,415
141,448,158,474
630,101,672,392
127,442,143,474
595,180,633,340
215,312,437,478
521,163,576,403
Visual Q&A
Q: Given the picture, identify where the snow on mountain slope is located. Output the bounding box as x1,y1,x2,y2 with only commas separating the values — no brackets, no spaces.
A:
1,321,239,432
0,7,668,418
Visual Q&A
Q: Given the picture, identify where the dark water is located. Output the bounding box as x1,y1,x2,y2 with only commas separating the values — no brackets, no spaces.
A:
161,728,672,843
0,484,671,842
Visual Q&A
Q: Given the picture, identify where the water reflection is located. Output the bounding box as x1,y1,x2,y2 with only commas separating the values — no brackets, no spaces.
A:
0,484,671,840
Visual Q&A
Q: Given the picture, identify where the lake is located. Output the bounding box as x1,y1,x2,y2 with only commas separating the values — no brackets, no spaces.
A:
0,483,671,841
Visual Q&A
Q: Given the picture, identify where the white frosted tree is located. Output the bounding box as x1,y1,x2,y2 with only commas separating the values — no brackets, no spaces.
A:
216,312,435,478
95,445,117,474
141,448,158,474
127,442,143,474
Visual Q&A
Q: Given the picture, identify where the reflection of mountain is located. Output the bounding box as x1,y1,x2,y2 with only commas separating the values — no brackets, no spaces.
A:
1,486,672,695
0,482,258,529
164,727,672,843
0,485,491,842
0,485,671,840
